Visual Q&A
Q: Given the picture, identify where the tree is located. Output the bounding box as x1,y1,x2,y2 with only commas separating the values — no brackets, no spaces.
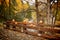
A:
0,0,30,22
0,0,9,22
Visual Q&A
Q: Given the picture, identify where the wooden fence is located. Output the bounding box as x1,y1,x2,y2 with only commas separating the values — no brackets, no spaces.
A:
3,21,60,40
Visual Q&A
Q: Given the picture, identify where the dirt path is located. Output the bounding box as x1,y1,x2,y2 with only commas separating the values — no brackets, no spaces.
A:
0,28,48,40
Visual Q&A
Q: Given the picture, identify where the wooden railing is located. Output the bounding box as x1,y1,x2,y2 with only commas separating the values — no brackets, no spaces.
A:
3,21,60,39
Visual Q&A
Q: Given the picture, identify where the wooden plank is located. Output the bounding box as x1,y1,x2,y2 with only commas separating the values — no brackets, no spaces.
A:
3,22,60,39
3,22,60,33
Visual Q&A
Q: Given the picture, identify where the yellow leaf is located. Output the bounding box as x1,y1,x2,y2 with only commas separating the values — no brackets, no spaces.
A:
0,0,1,5
15,0,23,12
23,3,29,10
5,0,9,7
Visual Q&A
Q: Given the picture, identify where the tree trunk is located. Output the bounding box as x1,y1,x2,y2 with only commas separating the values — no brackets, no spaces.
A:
35,0,41,24
47,0,53,25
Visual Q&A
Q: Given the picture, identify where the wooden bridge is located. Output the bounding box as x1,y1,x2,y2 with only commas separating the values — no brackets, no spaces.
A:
3,21,60,40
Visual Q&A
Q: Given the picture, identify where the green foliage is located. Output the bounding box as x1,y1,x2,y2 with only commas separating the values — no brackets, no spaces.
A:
25,10,32,20
14,12,25,22
0,0,7,21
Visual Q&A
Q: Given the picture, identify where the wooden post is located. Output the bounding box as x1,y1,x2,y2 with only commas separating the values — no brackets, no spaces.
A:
54,0,58,24
35,0,41,24
47,0,52,25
